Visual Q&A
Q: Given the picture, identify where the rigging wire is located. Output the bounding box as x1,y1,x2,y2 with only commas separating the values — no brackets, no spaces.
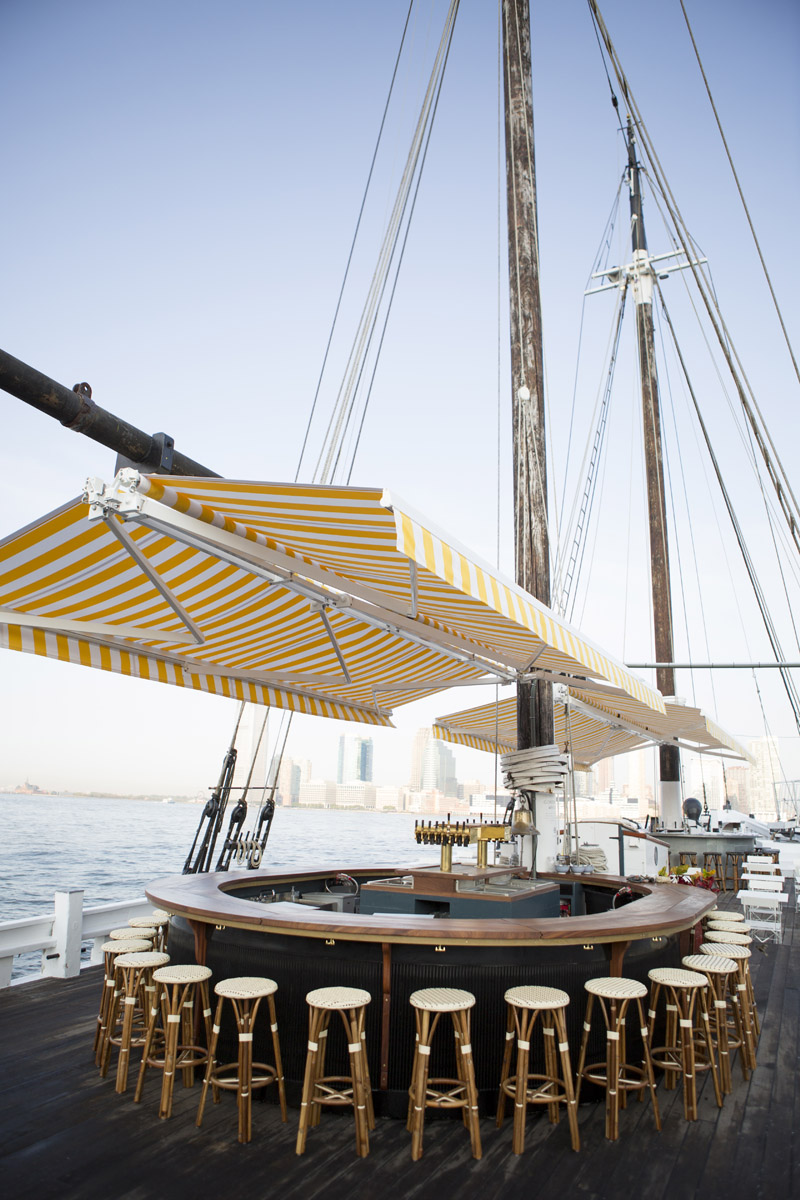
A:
294,0,416,484
318,0,461,484
559,284,627,621
556,178,625,542
345,2,459,483
655,283,800,734
678,0,800,389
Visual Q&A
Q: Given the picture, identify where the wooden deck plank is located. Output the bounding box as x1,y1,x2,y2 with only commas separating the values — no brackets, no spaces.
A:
1,887,796,1200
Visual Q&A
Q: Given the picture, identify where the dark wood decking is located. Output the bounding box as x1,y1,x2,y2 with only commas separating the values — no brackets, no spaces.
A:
1,890,797,1200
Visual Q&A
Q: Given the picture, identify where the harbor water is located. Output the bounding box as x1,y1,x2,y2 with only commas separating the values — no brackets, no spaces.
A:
0,792,442,980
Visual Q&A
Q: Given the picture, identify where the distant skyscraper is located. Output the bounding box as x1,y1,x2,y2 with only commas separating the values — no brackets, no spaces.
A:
337,736,374,783
410,728,431,790
420,737,458,796
747,737,781,817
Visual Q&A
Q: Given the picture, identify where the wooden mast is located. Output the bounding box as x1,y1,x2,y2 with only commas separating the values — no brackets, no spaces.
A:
502,0,553,751
625,118,682,825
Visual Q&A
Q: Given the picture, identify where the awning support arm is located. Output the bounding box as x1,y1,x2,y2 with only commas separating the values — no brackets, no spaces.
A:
103,515,205,645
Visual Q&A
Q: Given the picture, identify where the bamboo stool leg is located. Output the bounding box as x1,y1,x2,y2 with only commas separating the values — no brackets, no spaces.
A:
605,997,621,1140
454,1008,481,1161
115,965,140,1094
134,976,164,1104
495,1002,517,1128
196,995,224,1126
542,1015,561,1124
637,998,661,1130
511,1008,531,1154
553,1007,581,1152
410,1009,433,1162
357,1006,375,1131
309,1013,329,1129
296,1004,324,1155
267,994,288,1122
342,1006,369,1158
696,986,723,1108
574,992,595,1105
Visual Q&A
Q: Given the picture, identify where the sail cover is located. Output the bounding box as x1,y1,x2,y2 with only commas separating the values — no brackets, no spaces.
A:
0,472,665,725
433,691,751,767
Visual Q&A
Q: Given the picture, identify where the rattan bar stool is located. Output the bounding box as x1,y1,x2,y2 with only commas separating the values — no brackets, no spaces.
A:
708,920,751,934
705,929,752,945
135,964,213,1119
703,853,725,891
406,987,481,1161
129,912,170,952
725,852,743,892
109,925,156,946
678,852,698,867
713,910,745,922
575,977,661,1141
700,942,758,1068
93,938,151,1065
647,968,722,1119
296,985,373,1157
101,950,170,1092
197,976,288,1144
496,985,580,1153
681,954,739,1093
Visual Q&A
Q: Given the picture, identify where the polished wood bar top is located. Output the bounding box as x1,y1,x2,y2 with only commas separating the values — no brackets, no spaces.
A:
147,866,715,948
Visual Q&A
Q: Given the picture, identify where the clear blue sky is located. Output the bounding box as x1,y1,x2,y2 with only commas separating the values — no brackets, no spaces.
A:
1,0,798,794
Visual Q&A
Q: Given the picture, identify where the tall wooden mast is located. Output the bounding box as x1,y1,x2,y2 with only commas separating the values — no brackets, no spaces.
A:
625,118,682,825
502,0,553,751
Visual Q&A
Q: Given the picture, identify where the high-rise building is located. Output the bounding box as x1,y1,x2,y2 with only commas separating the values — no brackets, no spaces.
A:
420,737,458,797
747,737,781,817
410,728,431,790
337,736,374,783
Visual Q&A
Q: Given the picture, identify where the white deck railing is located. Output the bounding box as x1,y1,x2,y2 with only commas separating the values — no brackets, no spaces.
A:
0,889,154,987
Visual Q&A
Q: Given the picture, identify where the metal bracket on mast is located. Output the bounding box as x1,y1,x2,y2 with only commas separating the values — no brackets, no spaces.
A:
585,248,708,299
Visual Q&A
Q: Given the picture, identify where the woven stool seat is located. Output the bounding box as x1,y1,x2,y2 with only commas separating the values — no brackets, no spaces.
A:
701,942,750,960
648,967,707,988
716,911,745,921
153,964,212,985
114,951,170,969
705,930,751,945
683,953,735,973
306,985,371,1010
100,938,150,954
129,915,167,928
584,976,647,1001
504,985,569,1010
109,926,156,940
708,920,751,933
215,976,278,1000
410,987,475,1012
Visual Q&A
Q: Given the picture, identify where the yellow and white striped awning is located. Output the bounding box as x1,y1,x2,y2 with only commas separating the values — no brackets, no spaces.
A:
433,690,750,768
0,472,665,724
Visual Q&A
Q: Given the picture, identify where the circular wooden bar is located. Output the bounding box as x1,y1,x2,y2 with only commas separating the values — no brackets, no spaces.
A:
147,866,714,1116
